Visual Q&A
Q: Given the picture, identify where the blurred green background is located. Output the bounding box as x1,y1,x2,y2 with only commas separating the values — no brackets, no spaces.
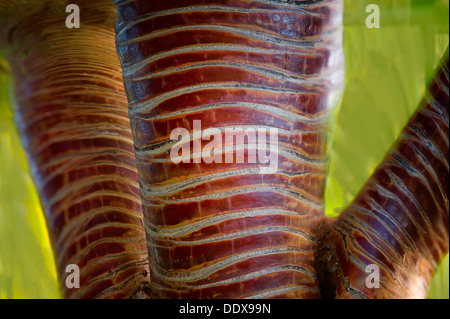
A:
325,0,449,299
0,0,448,299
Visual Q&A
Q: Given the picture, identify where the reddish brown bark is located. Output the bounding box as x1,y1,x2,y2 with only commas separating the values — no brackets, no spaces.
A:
1,0,150,298
115,0,345,298
0,0,447,299
316,49,449,299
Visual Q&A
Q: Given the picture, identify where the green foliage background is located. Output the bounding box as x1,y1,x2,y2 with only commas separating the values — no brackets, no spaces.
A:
0,61,61,298
326,0,449,299
0,0,448,299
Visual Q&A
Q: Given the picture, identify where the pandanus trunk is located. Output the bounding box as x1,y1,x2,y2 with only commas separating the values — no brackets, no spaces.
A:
0,0,150,298
114,0,345,298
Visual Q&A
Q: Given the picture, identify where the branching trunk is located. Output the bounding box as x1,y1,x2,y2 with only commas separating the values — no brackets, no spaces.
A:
316,49,449,299
0,0,447,299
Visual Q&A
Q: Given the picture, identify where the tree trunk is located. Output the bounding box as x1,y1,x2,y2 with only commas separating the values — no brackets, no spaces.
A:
316,48,449,299
114,0,345,298
0,0,150,298
0,0,447,299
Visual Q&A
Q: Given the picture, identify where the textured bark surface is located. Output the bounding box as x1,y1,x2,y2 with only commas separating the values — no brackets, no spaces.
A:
316,49,449,299
1,0,150,298
115,0,344,298
1,0,447,299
